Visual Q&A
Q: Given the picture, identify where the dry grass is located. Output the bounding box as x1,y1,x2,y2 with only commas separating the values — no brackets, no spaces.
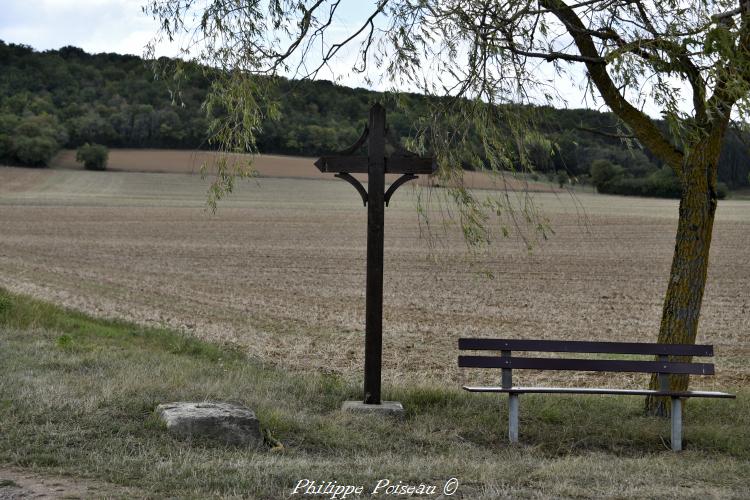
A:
1,289,747,499
1,161,748,395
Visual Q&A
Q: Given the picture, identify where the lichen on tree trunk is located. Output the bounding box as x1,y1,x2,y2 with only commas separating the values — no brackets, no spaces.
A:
645,140,720,417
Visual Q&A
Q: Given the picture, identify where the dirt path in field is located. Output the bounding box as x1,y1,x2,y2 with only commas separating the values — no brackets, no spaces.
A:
0,467,138,499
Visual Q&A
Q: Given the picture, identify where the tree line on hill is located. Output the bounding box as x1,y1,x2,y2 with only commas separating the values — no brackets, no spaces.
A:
1,41,748,196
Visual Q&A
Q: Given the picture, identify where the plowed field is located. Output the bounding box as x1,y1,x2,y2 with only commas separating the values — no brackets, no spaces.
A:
2,157,748,390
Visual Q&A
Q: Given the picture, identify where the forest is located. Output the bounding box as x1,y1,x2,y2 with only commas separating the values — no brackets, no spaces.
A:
1,40,748,195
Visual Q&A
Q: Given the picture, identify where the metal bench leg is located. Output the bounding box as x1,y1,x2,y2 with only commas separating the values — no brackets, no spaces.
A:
671,397,682,452
508,394,519,443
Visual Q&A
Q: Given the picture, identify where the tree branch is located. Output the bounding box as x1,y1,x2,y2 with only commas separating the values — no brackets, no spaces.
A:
501,45,605,63
604,37,707,123
708,0,750,125
539,0,685,172
712,7,742,22
268,0,328,72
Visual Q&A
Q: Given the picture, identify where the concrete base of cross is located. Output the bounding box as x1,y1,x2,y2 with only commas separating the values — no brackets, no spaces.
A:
341,400,405,418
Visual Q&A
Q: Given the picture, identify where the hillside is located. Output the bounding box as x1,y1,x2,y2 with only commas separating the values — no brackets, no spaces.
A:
1,40,748,192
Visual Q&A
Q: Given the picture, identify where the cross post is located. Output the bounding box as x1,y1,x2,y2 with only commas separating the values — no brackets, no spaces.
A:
365,103,386,404
314,104,435,410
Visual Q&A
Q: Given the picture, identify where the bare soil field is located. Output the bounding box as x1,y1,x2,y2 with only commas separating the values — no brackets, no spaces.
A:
1,164,748,390
50,148,560,192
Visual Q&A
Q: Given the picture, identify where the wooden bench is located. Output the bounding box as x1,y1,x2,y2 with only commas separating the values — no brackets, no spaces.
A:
458,338,735,451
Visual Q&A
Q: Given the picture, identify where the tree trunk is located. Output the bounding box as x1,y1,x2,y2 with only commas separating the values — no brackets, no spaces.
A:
645,140,721,417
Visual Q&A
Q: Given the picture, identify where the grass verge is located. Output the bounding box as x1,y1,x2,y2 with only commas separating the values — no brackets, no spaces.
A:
0,288,747,498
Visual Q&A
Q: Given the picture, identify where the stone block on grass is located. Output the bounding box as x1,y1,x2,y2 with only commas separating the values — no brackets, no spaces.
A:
155,401,262,447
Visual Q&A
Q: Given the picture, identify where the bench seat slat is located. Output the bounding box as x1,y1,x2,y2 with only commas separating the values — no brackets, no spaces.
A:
458,338,713,356
458,355,715,375
462,386,736,398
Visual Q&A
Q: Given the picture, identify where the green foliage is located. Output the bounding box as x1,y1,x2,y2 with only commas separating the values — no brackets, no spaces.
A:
75,143,108,170
591,161,729,200
11,135,59,166
1,40,747,199
606,173,681,199
717,182,729,200
55,334,73,350
556,171,568,188
523,132,554,172
0,113,66,166
594,165,680,199
717,131,750,188
590,159,625,191
0,295,11,317
0,41,209,153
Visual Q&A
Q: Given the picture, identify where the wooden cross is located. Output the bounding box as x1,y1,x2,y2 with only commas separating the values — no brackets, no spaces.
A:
315,103,435,405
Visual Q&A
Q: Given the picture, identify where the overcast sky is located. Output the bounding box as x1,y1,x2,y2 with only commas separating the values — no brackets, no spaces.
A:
0,0,160,57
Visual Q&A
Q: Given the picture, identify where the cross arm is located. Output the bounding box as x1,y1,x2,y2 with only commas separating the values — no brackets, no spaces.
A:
315,156,436,174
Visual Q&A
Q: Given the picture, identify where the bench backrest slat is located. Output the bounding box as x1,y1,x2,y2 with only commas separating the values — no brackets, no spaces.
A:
458,355,715,375
458,338,713,357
